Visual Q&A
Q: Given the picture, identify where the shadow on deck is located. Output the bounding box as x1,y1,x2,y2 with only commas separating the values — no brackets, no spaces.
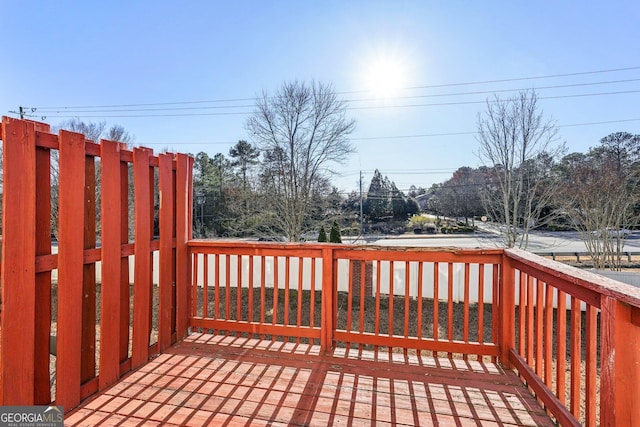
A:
67,334,553,426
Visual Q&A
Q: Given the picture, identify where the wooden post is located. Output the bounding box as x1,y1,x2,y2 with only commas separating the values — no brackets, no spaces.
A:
56,129,86,409
132,148,152,369
499,253,515,368
175,153,192,339
81,154,97,384
119,150,130,363
600,297,640,426
158,153,174,351
98,140,122,390
34,129,53,404
0,118,37,404
320,247,335,352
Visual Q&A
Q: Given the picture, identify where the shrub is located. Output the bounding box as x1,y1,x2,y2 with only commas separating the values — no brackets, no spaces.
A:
329,221,342,243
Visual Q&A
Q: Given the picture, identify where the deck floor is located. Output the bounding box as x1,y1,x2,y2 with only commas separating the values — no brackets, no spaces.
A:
67,334,553,426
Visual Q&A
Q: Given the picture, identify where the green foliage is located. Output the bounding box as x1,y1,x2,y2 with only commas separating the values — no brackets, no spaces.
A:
329,221,342,243
318,226,328,242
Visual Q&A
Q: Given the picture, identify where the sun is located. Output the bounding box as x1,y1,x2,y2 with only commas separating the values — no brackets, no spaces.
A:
364,56,407,98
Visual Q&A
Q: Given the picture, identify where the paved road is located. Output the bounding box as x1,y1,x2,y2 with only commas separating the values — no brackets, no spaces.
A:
347,230,640,253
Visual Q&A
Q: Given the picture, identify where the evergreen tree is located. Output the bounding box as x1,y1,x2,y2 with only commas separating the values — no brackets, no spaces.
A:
329,221,342,243
318,226,328,242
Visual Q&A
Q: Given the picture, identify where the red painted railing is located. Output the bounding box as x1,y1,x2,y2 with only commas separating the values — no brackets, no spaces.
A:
2,117,640,425
188,241,640,426
0,117,194,410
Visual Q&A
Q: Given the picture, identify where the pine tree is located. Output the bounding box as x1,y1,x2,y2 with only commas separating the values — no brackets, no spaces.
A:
318,226,328,242
329,221,342,243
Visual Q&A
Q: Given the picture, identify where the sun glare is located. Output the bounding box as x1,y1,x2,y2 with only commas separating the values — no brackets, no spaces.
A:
365,57,407,98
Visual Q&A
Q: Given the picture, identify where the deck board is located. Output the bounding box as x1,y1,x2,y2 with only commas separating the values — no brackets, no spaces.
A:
67,333,554,426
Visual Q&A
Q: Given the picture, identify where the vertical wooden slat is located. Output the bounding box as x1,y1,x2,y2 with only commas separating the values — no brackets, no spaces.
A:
260,256,266,338
463,263,470,342
56,129,86,409
600,297,640,426
119,155,130,362
388,261,395,340
215,255,220,321
347,261,354,345
158,153,174,351
404,262,410,340
203,254,209,319
570,296,581,419
433,262,439,349
526,275,534,365
272,256,278,332
175,153,192,339
498,256,515,368
284,257,290,327
81,155,97,384
359,260,366,339
491,264,499,355
585,305,597,427
0,118,37,404
447,263,453,349
98,140,122,390
249,256,254,324
225,255,231,328
297,258,303,340
191,253,199,319
131,148,152,369
544,283,554,387
477,263,485,359
321,248,334,352
518,270,526,355
34,142,52,404
535,279,544,377
556,290,567,405
375,260,381,338
237,255,243,325
310,258,316,330
417,262,424,341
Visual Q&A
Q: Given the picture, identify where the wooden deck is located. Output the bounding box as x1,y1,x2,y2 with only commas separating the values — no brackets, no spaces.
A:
66,334,553,426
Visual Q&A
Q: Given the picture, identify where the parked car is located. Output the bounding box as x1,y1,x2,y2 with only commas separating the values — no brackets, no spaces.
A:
592,228,633,238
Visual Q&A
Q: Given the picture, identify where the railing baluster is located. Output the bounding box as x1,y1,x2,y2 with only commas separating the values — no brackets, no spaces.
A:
570,296,581,420
237,255,243,327
248,256,255,325
375,259,381,358
585,305,597,426
463,263,470,361
478,263,485,359
556,290,567,405
203,254,209,321
544,282,554,387
535,279,544,377
347,259,354,352
526,275,534,366
404,261,411,355
359,259,366,352
297,257,303,343
225,254,231,335
433,261,439,357
447,262,454,358
518,271,526,356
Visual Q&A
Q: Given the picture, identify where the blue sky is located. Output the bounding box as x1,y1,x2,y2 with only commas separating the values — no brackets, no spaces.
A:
2,1,639,193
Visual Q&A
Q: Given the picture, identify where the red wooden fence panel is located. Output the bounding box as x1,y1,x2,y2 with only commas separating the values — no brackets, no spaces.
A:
0,117,193,411
56,129,86,409
98,140,122,390
0,118,38,404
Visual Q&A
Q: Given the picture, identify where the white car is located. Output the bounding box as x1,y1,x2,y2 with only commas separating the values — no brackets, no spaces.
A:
592,228,633,238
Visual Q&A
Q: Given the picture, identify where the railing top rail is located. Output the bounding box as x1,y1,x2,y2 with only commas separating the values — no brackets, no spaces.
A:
188,239,503,254
505,248,640,309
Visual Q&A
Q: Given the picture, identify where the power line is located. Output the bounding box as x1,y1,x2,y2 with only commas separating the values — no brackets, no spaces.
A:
26,65,640,111
135,117,640,146
32,77,640,114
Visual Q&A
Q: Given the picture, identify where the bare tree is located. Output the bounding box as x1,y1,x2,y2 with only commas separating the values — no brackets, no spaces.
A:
557,133,640,270
247,81,356,241
477,90,564,248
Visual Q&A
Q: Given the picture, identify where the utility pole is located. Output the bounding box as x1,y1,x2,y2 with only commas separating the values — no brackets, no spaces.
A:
19,106,25,119
359,171,364,236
